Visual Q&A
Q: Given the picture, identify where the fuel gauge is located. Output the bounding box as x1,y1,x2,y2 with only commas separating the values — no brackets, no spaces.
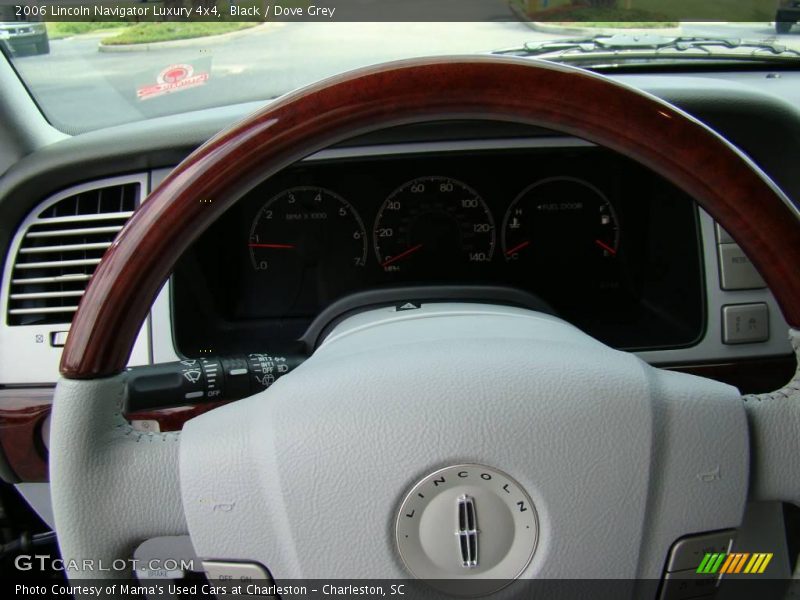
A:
502,177,619,266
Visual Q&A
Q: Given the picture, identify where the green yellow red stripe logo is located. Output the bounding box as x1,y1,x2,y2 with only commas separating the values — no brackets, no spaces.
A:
697,552,772,574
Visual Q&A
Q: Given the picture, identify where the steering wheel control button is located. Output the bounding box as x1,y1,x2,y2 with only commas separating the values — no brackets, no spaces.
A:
660,569,720,600
666,530,735,572
722,304,770,344
396,464,538,596
202,560,270,582
717,243,766,290
130,419,161,433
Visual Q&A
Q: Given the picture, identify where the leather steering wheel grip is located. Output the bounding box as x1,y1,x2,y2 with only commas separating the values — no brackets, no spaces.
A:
58,56,800,379
49,375,187,579
745,329,800,507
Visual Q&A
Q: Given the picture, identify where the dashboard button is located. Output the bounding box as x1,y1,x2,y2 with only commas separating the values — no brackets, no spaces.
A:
666,531,735,572
722,304,769,344
715,223,734,244
50,331,69,347
718,244,766,290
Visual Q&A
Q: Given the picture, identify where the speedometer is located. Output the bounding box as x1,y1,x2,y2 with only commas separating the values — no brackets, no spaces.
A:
373,176,495,273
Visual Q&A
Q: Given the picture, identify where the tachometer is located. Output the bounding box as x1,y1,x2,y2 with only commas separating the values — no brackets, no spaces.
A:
502,177,619,265
248,187,367,312
373,176,495,273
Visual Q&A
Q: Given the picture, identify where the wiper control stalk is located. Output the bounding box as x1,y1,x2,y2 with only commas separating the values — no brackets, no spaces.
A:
124,353,304,413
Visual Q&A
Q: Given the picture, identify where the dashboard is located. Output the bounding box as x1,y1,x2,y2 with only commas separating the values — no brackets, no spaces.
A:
2,71,799,391
172,143,704,356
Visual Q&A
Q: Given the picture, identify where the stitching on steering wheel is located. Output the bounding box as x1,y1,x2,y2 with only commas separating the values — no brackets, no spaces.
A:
743,330,800,404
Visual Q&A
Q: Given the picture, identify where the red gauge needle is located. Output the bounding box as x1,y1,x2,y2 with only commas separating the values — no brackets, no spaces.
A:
248,243,296,249
595,239,617,256
382,243,424,268
505,240,531,256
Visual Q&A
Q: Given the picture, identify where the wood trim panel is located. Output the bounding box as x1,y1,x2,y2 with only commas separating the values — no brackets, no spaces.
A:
0,389,50,482
60,57,800,378
666,355,797,395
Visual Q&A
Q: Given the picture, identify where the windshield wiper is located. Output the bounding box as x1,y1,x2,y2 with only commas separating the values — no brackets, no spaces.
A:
493,34,800,64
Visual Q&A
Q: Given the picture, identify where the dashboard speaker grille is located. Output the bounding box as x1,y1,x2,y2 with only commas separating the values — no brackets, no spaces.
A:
7,182,139,326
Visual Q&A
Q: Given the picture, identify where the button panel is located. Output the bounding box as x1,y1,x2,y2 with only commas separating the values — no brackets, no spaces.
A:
717,243,766,290
666,531,735,572
661,570,719,600
722,304,769,344
659,530,735,600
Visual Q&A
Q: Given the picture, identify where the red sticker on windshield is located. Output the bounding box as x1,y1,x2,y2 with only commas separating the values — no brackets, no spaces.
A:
137,63,209,100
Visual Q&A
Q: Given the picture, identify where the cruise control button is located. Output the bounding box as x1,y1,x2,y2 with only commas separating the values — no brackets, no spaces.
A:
203,560,271,582
722,304,769,344
718,243,766,290
666,531,735,572
660,569,719,600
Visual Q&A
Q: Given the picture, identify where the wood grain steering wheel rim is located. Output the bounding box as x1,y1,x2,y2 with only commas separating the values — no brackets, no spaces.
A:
60,56,800,379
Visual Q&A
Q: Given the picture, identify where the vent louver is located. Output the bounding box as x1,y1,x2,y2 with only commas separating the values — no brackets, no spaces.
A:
7,182,139,326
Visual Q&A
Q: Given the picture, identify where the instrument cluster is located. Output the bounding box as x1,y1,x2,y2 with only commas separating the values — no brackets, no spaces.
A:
172,146,704,354
247,174,620,285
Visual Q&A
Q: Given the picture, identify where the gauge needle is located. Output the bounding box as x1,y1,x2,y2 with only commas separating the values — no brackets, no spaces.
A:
505,240,531,256
248,243,296,249
382,243,424,268
594,239,617,256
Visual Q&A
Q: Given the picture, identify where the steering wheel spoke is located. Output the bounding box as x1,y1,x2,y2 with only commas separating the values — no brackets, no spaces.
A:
50,375,187,579
744,329,800,507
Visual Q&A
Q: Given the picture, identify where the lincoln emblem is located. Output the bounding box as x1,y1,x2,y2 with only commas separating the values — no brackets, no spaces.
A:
456,495,479,567
396,464,538,595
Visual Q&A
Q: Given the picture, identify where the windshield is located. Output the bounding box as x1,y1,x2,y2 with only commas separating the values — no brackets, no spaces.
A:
2,0,798,133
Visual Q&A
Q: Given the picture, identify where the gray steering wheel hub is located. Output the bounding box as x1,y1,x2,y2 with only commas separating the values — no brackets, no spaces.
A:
170,304,748,583
396,464,538,595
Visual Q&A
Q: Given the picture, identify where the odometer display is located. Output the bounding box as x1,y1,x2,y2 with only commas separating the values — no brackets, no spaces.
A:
373,176,495,274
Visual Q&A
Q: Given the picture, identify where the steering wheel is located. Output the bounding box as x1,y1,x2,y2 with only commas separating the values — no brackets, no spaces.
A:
50,57,800,590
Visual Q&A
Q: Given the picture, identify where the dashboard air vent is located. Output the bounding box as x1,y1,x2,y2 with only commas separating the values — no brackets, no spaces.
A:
7,182,140,326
